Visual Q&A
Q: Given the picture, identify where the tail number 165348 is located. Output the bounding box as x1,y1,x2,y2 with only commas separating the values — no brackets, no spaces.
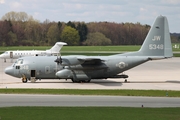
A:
149,44,164,50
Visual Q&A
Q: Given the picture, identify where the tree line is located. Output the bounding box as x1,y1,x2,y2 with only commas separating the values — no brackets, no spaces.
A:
0,11,179,46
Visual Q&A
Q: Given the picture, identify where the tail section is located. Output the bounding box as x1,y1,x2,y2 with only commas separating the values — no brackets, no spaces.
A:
139,15,172,58
121,15,173,59
46,42,67,54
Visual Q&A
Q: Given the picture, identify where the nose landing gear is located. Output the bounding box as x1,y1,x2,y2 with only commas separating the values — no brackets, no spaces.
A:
22,77,27,83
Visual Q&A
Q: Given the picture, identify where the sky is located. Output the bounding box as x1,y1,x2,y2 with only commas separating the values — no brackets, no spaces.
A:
0,0,180,33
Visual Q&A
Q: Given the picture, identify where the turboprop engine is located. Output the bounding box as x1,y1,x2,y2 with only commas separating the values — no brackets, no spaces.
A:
55,69,73,79
56,69,91,82
54,57,84,66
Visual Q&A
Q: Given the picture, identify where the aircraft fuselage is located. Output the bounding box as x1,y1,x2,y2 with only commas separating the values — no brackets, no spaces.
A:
5,55,149,82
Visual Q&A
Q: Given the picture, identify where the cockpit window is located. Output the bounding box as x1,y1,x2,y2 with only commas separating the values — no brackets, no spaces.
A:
13,60,17,67
17,59,23,64
16,66,20,69
4,52,8,54
13,59,23,69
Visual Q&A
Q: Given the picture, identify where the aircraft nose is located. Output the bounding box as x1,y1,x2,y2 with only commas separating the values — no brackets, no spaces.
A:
0,54,3,58
4,66,14,76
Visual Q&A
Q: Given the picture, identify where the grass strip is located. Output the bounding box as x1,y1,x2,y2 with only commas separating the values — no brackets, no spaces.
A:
0,45,180,51
1,45,180,56
0,107,180,120
0,89,179,97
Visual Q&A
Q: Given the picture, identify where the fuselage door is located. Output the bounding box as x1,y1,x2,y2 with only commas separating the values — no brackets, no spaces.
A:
10,51,13,58
31,70,36,77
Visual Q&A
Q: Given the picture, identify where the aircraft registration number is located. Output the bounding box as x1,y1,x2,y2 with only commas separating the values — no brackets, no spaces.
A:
149,44,163,50
21,65,29,70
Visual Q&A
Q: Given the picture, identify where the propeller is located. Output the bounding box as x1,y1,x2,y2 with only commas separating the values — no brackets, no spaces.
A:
54,53,63,73
54,53,62,65
54,57,62,64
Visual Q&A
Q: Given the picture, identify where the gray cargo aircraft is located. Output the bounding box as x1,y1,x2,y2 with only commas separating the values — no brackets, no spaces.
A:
5,16,173,83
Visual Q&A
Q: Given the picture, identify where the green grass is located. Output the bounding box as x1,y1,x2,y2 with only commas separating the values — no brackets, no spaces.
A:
1,45,180,56
173,53,180,57
0,45,179,51
0,44,180,51
0,107,180,120
0,45,140,51
61,52,116,56
0,89,178,97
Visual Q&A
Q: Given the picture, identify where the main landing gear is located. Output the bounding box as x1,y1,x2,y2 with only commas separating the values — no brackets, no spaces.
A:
124,79,128,83
119,74,128,83
71,79,91,83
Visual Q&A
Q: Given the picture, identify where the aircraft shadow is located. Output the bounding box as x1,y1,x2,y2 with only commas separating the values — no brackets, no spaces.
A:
32,79,123,87
91,79,123,87
28,79,180,85
166,80,180,84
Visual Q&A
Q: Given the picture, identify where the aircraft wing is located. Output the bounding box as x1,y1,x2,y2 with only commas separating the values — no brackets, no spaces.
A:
77,57,105,65
57,56,105,66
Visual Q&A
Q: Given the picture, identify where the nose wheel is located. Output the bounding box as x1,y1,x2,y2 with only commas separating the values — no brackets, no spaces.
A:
22,77,27,83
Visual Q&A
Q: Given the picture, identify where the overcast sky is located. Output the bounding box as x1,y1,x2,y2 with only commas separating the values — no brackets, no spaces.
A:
0,0,180,33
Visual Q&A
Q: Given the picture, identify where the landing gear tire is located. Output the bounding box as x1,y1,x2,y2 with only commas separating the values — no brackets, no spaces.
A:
124,79,127,83
80,80,91,83
71,79,91,83
86,80,91,83
22,78,27,83
71,79,75,83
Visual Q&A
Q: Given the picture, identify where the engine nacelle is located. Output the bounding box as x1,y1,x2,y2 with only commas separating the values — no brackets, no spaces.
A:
56,69,73,79
56,69,91,81
55,57,84,66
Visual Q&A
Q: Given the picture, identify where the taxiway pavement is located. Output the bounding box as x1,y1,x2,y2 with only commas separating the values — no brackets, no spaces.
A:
1,94,180,108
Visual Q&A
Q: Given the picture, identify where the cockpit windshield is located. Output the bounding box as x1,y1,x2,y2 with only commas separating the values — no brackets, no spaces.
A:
13,60,17,67
4,51,8,54
13,59,23,66
17,59,23,64
13,59,23,69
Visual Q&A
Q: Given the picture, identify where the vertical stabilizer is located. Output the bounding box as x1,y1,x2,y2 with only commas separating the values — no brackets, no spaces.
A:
46,42,67,54
138,15,173,58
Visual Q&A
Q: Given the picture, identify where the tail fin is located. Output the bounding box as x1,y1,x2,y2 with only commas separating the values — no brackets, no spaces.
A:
46,42,67,54
138,15,173,58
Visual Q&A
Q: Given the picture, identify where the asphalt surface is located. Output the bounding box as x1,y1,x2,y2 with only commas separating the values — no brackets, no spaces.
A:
1,94,180,108
0,57,180,90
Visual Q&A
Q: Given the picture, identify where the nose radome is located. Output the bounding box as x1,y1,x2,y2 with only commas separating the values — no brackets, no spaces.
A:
0,54,4,58
4,66,13,75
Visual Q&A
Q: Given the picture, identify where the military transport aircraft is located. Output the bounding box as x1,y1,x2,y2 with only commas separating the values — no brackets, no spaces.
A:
4,16,173,83
0,42,67,62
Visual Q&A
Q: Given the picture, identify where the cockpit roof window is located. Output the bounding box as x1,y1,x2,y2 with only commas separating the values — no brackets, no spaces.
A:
17,59,23,65
13,60,17,67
